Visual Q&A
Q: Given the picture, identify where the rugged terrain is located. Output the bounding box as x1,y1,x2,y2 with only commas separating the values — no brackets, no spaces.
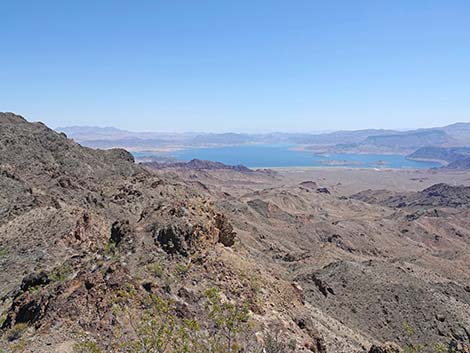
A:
0,113,469,353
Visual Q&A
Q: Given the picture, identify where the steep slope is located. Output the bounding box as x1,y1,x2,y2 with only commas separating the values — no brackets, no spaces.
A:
0,113,283,352
149,165,470,352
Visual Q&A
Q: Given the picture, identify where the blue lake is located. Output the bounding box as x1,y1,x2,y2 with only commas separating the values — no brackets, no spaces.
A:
135,145,442,169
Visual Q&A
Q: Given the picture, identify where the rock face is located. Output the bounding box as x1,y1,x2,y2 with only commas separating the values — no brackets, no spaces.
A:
155,224,193,256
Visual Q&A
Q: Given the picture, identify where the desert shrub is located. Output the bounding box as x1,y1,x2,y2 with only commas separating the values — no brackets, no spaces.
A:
6,323,28,342
49,263,73,282
74,341,103,353
175,262,191,277
401,322,461,353
204,287,251,353
103,241,119,259
0,247,8,259
74,287,262,353
147,262,164,278
0,313,6,327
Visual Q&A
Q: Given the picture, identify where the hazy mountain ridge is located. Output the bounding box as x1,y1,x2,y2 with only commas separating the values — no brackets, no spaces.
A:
58,122,470,154
408,146,470,169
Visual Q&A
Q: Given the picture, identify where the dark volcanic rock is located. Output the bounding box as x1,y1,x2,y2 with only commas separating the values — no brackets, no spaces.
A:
155,224,193,256
144,158,252,173
214,213,236,247
110,220,132,245
20,272,50,292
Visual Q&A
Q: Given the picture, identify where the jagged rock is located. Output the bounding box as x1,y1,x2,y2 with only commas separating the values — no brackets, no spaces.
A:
155,224,192,256
214,213,236,247
20,271,50,292
312,275,335,298
110,219,132,245
2,292,48,329
316,187,330,194
448,340,470,353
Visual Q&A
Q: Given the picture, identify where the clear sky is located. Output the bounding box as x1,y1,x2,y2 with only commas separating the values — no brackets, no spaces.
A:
1,1,469,132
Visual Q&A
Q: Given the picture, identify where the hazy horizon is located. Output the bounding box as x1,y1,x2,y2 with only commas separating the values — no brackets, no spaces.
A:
54,120,468,135
2,1,469,132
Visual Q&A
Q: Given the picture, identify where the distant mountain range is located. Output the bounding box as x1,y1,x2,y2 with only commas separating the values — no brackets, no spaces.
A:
58,122,470,154
408,146,470,169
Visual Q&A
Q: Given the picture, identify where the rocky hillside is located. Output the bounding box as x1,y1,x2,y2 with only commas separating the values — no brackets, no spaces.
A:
407,147,470,169
0,113,261,352
1,113,469,353
143,158,253,172
352,183,470,210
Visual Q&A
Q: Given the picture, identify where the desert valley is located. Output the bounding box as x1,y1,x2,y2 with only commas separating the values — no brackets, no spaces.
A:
0,113,469,353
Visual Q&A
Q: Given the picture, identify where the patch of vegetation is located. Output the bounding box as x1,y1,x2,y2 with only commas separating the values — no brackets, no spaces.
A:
74,287,275,353
49,263,73,282
74,341,103,353
6,323,28,342
0,247,8,259
103,241,118,259
0,313,7,327
263,329,293,353
402,322,458,353
147,261,164,278
175,262,191,276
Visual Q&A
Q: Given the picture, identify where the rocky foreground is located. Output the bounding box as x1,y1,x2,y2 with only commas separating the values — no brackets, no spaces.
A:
0,113,469,353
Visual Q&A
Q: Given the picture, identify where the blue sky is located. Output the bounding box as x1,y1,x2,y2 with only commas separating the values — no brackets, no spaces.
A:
1,0,469,132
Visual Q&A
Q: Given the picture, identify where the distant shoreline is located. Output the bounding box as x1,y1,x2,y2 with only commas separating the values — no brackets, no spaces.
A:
253,166,432,171
405,157,448,166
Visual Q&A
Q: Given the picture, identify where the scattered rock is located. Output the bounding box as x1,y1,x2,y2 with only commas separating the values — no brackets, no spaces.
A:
369,342,402,353
316,187,331,194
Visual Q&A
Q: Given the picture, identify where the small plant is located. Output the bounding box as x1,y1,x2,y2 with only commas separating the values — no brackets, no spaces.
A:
205,287,251,353
6,323,28,342
75,287,261,353
147,262,164,278
74,341,103,353
49,263,73,282
402,322,427,353
0,313,7,327
433,343,447,353
0,247,8,259
103,241,118,259
175,262,191,276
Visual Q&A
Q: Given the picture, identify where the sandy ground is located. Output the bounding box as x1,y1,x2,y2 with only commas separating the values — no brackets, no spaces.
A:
270,167,470,195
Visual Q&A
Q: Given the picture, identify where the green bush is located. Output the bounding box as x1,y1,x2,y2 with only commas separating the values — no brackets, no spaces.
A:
74,287,262,353
6,323,28,342
0,247,8,259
